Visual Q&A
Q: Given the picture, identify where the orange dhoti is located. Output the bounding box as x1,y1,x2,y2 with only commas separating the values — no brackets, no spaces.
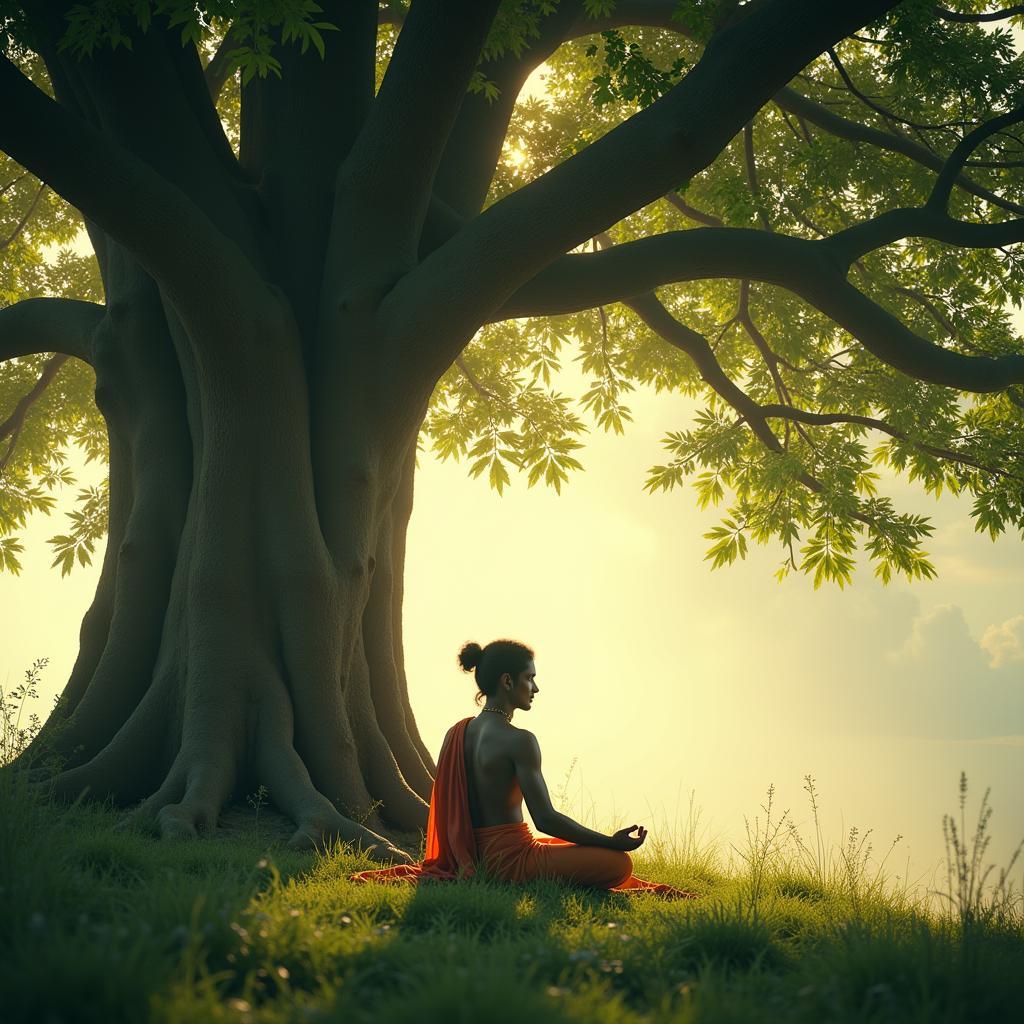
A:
348,717,696,900
474,821,694,897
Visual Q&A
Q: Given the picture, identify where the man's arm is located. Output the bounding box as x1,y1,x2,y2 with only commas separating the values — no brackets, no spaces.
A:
512,730,628,849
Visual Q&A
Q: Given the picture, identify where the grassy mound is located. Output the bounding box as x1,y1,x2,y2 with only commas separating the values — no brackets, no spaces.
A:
1,767,1021,1024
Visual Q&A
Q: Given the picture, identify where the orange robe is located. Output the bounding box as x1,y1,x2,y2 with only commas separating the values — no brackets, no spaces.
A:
349,718,697,899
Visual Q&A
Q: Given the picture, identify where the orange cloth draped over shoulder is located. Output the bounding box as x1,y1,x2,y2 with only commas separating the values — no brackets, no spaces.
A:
348,717,697,900
349,718,480,883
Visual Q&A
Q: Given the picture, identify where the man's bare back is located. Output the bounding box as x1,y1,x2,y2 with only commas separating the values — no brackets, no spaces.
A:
462,714,528,827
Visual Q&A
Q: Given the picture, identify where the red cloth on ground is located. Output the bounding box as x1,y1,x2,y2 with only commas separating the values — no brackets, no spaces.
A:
348,716,697,899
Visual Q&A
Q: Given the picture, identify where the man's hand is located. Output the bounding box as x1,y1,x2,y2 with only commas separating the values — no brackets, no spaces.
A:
607,824,647,851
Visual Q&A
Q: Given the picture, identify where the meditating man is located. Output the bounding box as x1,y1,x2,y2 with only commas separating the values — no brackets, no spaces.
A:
350,638,696,898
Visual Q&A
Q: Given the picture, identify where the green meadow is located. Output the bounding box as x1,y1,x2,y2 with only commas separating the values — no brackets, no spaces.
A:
2,762,1021,1024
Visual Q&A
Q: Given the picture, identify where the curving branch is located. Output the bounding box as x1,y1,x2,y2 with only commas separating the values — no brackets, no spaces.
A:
0,54,268,338
663,191,724,227
932,4,1024,22
775,87,1024,216
622,289,833,510
556,0,1024,222
927,105,1024,213
824,205,1024,264
203,23,242,102
432,0,586,220
335,0,502,270
825,48,954,143
743,121,773,231
498,216,1024,393
622,286,1022,549
0,353,68,472
624,291,791,457
0,181,47,250
0,297,103,364
385,0,900,393
757,404,1024,482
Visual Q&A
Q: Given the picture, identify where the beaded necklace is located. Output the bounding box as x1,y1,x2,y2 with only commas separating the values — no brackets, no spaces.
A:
480,706,512,723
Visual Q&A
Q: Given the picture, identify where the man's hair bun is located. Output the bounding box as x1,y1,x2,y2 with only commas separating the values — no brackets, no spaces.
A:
458,641,484,672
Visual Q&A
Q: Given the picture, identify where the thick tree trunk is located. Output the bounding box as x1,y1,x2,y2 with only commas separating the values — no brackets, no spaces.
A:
18,262,431,859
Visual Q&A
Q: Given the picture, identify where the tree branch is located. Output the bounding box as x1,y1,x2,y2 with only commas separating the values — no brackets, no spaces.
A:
0,353,68,472
623,289,833,506
825,205,1024,264
387,0,899,389
498,222,1024,392
927,105,1024,213
334,0,502,271
0,181,46,250
758,404,1024,482
743,121,772,231
432,0,585,220
0,55,268,338
826,48,953,143
932,4,1024,22
204,22,240,101
0,170,29,197
560,0,1024,220
663,191,724,227
775,86,1024,216
625,291,788,455
0,297,103,364
242,1,378,337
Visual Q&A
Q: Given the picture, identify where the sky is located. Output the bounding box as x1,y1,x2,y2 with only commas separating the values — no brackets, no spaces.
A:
2,51,1023,906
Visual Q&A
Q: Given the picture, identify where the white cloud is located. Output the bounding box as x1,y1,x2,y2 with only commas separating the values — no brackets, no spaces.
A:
981,614,1024,669
889,604,984,670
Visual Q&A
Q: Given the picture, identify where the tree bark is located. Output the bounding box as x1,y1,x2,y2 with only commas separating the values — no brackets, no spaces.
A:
19,272,432,854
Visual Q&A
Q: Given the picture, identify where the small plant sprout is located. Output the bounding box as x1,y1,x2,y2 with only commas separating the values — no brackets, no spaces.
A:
1,657,49,768
246,784,269,834
732,783,791,918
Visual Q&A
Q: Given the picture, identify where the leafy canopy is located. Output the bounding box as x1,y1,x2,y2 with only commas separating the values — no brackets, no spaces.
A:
1,0,1023,588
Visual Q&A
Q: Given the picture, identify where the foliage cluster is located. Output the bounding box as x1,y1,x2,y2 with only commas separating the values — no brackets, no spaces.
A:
1,1,1023,590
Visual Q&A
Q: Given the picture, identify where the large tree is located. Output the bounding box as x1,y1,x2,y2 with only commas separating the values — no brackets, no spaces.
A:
2,0,1023,857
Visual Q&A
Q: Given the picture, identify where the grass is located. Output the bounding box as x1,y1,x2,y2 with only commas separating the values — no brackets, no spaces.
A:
2,680,1022,1023
1,766,1021,1024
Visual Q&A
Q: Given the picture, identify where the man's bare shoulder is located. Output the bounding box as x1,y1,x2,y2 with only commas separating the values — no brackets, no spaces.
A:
509,726,541,758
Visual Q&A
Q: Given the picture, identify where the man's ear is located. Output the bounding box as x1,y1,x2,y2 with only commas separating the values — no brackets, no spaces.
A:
501,672,512,690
